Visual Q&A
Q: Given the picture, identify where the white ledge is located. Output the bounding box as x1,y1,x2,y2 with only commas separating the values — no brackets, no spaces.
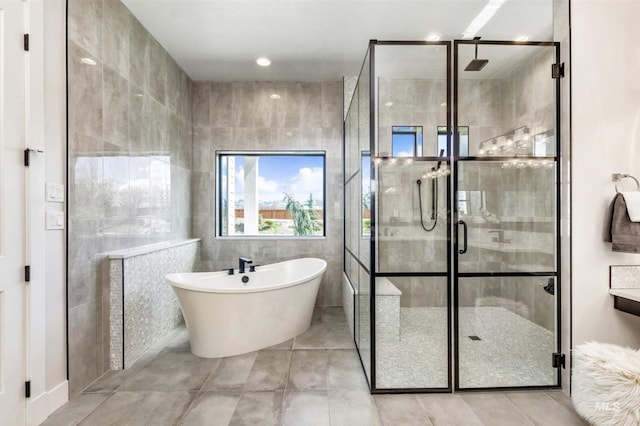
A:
105,238,201,259
609,288,640,303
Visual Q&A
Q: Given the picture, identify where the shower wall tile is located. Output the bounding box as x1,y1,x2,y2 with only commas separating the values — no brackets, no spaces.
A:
68,42,103,140
129,88,150,153
343,77,358,119
166,56,181,112
323,81,343,128
68,0,193,396
128,16,149,92
103,67,129,149
69,299,102,396
192,82,211,127
102,0,129,78
210,82,232,127
149,38,167,104
194,81,343,306
232,82,257,127
68,0,102,57
149,99,169,154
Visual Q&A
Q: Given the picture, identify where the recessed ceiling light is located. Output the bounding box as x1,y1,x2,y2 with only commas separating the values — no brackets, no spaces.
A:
426,33,442,42
256,57,271,67
515,35,530,42
269,93,281,99
80,57,96,66
385,101,393,107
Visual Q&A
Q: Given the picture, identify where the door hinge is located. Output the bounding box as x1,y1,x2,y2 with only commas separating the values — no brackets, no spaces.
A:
552,63,564,79
25,381,31,398
24,34,29,51
552,352,565,369
25,265,30,282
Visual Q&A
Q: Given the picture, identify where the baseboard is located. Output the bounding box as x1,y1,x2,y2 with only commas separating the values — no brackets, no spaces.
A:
28,380,68,425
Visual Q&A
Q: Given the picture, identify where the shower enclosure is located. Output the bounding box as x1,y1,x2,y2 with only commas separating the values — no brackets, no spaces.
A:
344,40,561,392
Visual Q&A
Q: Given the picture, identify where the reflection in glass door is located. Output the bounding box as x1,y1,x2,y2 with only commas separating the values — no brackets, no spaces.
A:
454,41,560,389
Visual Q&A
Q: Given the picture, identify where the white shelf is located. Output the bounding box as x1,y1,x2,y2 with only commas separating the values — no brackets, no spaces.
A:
609,288,640,303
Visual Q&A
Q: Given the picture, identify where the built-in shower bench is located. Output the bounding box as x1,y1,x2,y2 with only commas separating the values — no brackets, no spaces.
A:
342,274,402,342
609,265,640,317
375,277,402,341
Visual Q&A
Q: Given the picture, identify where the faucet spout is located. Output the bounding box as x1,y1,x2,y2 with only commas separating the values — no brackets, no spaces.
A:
239,257,253,274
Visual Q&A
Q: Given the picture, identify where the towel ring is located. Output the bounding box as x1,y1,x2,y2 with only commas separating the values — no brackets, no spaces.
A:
614,174,640,193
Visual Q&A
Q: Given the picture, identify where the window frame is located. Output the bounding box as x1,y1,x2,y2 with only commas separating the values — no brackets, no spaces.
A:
391,125,423,157
215,150,327,239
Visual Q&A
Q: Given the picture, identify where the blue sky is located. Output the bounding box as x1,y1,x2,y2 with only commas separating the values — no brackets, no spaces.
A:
229,155,324,206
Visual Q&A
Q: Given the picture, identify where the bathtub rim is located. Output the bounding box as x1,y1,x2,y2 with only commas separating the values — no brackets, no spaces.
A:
166,257,327,294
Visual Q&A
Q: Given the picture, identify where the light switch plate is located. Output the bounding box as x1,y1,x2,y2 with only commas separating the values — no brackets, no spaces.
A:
46,211,64,230
46,182,65,203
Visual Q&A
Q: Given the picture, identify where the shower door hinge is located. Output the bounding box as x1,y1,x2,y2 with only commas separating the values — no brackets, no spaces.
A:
551,63,564,79
24,34,29,51
552,352,565,369
25,381,31,398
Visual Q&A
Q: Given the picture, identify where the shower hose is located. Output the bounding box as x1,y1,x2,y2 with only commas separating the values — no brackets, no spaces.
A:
417,177,438,232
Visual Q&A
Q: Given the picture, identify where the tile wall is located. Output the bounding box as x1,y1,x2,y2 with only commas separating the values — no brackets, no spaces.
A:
67,0,193,395
191,81,344,306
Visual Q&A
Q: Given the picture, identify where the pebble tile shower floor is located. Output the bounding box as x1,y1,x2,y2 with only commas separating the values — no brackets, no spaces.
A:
42,307,584,426
376,307,556,389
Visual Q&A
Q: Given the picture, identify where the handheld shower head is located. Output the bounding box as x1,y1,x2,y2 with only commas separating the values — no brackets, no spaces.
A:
436,149,445,169
465,39,489,72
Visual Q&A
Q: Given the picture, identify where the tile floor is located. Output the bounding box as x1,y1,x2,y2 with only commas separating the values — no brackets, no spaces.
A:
42,307,585,426
376,306,556,389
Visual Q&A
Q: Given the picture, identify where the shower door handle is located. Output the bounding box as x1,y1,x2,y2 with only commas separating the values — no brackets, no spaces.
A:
457,219,468,255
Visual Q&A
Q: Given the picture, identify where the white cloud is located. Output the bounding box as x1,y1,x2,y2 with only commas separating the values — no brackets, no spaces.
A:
258,176,278,192
290,167,324,204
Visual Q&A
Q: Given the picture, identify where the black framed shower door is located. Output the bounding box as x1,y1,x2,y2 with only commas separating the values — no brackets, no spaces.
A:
352,39,563,393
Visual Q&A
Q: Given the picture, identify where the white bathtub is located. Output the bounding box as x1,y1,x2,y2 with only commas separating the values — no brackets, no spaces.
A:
166,257,327,358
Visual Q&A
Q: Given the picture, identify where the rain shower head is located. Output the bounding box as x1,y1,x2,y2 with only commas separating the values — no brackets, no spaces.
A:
465,58,488,71
465,39,488,71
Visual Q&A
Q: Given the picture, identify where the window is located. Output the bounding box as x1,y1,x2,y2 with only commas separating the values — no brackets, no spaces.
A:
361,151,371,236
392,126,423,157
217,152,325,237
437,126,469,157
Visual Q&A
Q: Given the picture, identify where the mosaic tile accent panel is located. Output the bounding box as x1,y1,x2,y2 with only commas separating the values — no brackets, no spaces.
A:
342,273,355,338
108,241,200,369
610,265,640,289
123,241,199,368
109,260,124,369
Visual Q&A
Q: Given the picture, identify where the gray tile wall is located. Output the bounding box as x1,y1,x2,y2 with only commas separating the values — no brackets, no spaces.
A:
192,81,344,306
67,0,193,395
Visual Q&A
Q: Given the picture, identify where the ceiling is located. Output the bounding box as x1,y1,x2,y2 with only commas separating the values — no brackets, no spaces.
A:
121,0,554,82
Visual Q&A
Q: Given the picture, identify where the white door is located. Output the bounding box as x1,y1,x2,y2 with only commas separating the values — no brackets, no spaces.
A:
0,0,26,424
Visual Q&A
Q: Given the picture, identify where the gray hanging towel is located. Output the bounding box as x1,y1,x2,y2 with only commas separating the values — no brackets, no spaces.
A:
605,193,640,253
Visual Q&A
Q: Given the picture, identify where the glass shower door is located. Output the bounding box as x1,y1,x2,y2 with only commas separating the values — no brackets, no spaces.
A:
453,41,560,389
373,42,451,390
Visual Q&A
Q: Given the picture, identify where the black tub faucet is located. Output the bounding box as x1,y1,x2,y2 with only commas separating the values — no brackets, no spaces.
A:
239,257,253,274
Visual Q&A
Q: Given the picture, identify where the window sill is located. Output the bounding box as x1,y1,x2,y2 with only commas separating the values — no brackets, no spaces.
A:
215,236,326,241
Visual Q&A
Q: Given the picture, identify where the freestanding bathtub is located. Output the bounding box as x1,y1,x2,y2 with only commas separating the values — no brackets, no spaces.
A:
166,257,327,358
